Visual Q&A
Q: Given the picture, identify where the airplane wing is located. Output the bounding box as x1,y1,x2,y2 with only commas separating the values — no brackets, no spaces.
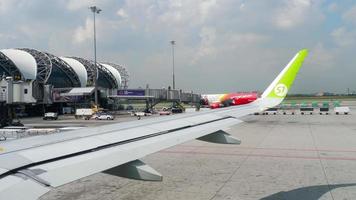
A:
0,49,308,200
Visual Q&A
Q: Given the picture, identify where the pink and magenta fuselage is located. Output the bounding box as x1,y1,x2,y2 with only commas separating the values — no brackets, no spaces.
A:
201,92,258,109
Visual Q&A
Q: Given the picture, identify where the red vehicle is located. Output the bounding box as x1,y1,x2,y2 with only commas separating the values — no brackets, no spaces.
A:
159,110,171,115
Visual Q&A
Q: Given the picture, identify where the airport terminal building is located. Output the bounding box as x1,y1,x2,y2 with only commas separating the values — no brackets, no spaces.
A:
0,48,129,106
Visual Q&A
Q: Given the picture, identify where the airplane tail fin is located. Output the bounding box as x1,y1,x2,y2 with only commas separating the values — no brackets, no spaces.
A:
259,49,308,109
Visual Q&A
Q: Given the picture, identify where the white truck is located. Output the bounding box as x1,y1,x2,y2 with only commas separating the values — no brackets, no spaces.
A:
131,111,152,120
75,109,94,119
43,112,58,120
334,106,350,115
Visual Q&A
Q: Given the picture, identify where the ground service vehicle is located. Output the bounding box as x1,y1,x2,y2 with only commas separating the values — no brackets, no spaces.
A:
300,107,314,115
264,108,278,115
159,111,171,115
43,112,58,120
92,113,114,120
171,107,183,113
334,107,350,115
75,109,94,119
319,107,329,115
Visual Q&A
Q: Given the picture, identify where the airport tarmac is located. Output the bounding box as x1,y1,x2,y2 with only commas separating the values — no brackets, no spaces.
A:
36,110,356,200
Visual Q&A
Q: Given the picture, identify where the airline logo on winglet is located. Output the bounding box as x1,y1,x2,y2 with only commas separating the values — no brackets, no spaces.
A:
274,83,288,97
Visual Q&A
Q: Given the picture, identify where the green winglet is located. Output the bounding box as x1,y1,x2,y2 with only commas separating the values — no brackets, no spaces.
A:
264,49,308,99
258,49,308,110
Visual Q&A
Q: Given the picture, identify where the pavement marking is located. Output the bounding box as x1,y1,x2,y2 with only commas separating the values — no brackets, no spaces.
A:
160,150,356,161
180,145,356,153
208,120,277,200
308,122,335,200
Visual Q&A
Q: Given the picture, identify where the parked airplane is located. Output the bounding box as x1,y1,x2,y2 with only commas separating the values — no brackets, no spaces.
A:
201,92,258,109
0,49,308,200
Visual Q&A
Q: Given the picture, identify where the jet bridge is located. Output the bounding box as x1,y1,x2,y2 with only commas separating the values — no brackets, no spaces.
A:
109,88,201,111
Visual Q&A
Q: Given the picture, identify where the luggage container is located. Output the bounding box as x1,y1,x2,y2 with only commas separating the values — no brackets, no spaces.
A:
319,107,329,115
300,107,314,115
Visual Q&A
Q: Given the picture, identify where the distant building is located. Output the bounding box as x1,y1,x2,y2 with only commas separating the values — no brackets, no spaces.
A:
0,48,129,104
316,91,324,96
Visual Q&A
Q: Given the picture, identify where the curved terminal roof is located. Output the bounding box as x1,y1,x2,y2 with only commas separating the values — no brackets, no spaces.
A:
45,53,81,88
100,63,122,88
0,49,37,80
103,62,129,89
18,48,52,83
60,57,88,87
0,48,129,89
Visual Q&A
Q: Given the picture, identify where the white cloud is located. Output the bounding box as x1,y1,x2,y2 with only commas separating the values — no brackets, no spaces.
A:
306,43,335,70
72,17,124,46
118,0,219,30
194,27,217,62
192,27,269,64
0,0,19,13
342,5,356,24
117,8,128,19
73,18,93,44
225,32,268,45
239,3,245,10
67,0,93,11
327,3,338,13
0,33,17,41
273,0,312,29
331,27,356,47
199,0,217,21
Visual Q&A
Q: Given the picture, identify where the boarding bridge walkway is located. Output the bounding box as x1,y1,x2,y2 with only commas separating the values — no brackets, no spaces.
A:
144,89,201,103
109,89,201,110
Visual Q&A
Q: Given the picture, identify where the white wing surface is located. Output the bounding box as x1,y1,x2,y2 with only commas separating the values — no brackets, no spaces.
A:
0,49,308,200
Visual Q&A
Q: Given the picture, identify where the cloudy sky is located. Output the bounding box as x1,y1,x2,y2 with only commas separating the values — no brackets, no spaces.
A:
0,0,355,94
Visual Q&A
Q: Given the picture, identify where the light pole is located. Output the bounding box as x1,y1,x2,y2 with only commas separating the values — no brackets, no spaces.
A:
170,40,176,89
89,6,101,105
